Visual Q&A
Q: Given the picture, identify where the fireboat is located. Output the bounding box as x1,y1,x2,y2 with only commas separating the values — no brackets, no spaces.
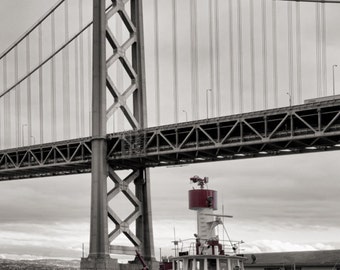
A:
162,176,246,270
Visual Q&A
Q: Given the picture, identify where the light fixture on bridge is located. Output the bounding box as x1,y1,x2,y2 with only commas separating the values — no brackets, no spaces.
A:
279,149,292,152
259,151,268,155
182,110,188,122
305,146,317,150
217,155,224,159
333,64,338,96
206,89,212,118
234,153,245,157
286,92,292,107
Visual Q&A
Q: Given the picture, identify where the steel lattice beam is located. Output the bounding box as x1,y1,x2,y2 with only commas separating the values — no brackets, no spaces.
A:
2,100,340,180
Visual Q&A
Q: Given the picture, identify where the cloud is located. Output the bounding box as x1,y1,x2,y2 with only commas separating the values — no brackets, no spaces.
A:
151,151,340,228
0,222,89,259
0,175,91,224
244,240,335,254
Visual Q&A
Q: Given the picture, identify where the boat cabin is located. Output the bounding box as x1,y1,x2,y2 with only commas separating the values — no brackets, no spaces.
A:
171,254,245,270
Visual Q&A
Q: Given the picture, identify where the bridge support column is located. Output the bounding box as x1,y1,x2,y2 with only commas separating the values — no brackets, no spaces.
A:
81,0,116,269
82,0,156,269
135,168,158,269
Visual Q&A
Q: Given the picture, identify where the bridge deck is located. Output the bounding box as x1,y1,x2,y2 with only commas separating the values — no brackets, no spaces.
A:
1,100,340,180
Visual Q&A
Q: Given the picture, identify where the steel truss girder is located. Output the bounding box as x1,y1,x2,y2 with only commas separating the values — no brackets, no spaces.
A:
2,101,340,179
106,100,340,166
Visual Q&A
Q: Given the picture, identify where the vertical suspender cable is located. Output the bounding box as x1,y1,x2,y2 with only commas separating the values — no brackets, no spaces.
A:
0,84,2,148
321,3,327,96
39,24,44,144
288,2,294,105
88,26,92,135
154,0,160,125
316,3,321,97
262,0,268,109
190,0,199,120
272,0,278,107
63,0,70,140
3,56,9,147
79,0,85,136
172,0,179,123
51,12,57,142
26,36,32,145
214,0,221,116
249,0,255,111
296,2,302,103
228,0,235,114
209,0,215,118
15,47,21,147
75,35,80,138
237,0,243,112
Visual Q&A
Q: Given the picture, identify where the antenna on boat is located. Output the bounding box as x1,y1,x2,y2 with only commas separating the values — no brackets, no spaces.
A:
222,201,225,250
172,227,179,257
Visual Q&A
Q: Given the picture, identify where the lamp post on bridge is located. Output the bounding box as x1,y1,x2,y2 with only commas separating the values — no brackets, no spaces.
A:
333,64,338,96
21,124,28,146
206,89,212,118
182,110,188,122
286,92,292,107
31,136,35,145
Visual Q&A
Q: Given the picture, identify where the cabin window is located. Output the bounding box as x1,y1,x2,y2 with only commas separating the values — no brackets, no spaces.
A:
196,259,204,270
230,259,239,270
207,259,216,270
220,261,228,270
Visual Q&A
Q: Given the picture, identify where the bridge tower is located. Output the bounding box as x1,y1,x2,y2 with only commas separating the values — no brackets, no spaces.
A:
81,0,156,269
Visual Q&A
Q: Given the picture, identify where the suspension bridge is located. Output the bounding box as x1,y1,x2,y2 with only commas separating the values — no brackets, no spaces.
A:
0,0,340,269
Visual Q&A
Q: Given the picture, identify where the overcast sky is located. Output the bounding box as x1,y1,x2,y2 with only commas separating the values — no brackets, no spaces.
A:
1,0,340,262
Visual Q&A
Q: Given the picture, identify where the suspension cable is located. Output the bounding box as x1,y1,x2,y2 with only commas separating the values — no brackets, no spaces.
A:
272,0,278,107
79,0,85,137
215,0,221,116
75,36,80,138
249,0,256,111
154,0,160,125
316,3,321,97
288,1,294,105
51,12,57,142
26,36,32,146
237,0,243,113
209,0,215,118
172,0,179,123
63,0,70,140
228,0,235,114
88,26,92,135
262,0,268,109
296,1,302,103
3,56,9,147
15,47,21,146
321,3,327,96
39,24,44,144
190,0,199,120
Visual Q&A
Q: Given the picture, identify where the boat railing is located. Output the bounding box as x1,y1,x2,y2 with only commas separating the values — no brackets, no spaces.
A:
176,238,243,257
